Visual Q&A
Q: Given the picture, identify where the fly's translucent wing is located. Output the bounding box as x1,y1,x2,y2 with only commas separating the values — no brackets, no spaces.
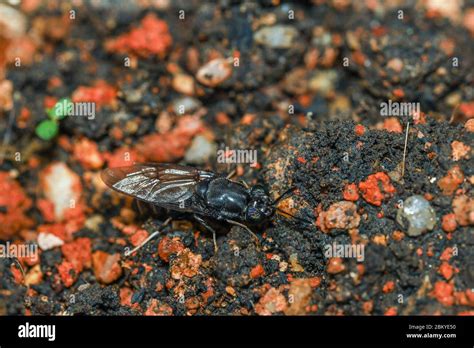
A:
101,163,215,209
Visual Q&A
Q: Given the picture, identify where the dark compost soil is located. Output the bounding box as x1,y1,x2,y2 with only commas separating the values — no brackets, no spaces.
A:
0,0,473,316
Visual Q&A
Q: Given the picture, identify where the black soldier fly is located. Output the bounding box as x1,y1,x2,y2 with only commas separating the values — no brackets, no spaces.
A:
101,163,308,255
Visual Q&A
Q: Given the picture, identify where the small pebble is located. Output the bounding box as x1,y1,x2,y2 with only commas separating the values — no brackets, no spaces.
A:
289,253,304,272
0,79,13,111
25,264,43,286
386,58,404,73
327,257,345,274
317,201,360,233
37,232,64,251
225,286,236,296
170,249,202,280
308,70,337,97
172,96,201,115
464,8,474,35
465,119,474,132
438,165,464,196
452,195,474,226
172,73,195,96
254,25,298,49
92,251,123,285
425,0,462,22
40,162,82,221
196,58,232,87
284,279,313,315
0,4,27,38
255,287,287,315
396,195,436,236
441,213,457,233
184,135,217,165
451,140,471,161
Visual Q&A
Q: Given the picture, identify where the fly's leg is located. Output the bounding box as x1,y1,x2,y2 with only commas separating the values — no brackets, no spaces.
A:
226,169,236,180
226,219,260,247
226,168,249,189
239,180,249,189
124,217,172,257
136,200,148,216
193,214,218,252
136,201,162,217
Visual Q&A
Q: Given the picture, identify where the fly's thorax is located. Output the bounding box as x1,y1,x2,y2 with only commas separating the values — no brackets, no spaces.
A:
204,178,250,215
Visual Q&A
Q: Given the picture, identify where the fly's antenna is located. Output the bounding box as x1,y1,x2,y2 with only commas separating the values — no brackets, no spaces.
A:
276,208,315,226
273,186,297,205
274,186,315,227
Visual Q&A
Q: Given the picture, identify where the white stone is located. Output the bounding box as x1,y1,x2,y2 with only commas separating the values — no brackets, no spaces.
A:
41,162,81,221
37,232,64,251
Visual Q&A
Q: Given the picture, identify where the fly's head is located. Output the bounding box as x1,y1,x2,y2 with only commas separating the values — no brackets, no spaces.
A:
244,185,275,224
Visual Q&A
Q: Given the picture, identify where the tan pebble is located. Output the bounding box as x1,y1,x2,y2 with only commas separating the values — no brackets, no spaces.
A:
387,58,404,73
25,264,43,286
172,73,195,96
451,140,471,161
465,119,474,132
196,58,232,87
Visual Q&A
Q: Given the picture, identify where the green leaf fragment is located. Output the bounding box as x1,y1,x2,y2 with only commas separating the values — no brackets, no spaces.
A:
35,119,59,140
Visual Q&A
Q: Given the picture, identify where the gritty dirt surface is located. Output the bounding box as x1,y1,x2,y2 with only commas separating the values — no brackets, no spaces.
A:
0,0,473,316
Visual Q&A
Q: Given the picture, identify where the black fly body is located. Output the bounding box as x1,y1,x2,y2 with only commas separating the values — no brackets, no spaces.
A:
101,163,308,254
